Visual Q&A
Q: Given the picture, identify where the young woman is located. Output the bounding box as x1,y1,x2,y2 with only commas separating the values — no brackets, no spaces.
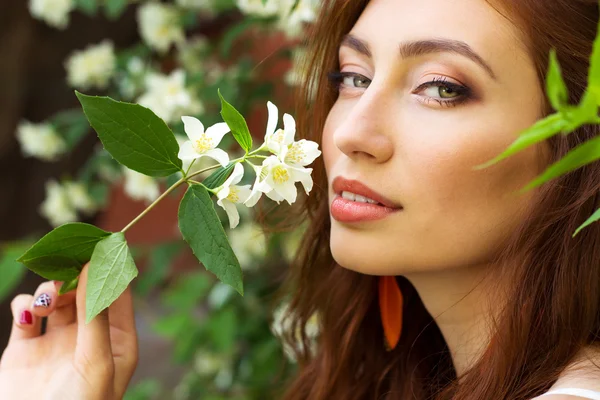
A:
2,0,600,398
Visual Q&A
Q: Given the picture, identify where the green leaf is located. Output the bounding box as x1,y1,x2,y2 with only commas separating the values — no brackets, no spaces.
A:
218,89,252,153
202,163,236,190
75,0,98,15
573,207,600,237
519,134,600,192
104,0,128,20
178,184,244,295
546,49,569,111
58,276,80,295
562,90,600,133
473,113,568,170
75,92,183,177
17,223,110,282
0,245,29,303
588,16,600,94
86,232,138,323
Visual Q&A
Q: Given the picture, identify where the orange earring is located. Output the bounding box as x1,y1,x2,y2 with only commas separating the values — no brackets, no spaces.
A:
378,275,403,351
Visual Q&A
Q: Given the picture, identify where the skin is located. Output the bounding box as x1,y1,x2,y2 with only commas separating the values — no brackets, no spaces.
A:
323,0,600,395
0,0,598,398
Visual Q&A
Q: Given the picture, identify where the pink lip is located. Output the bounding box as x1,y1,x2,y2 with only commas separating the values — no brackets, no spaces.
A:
332,177,402,209
330,177,403,223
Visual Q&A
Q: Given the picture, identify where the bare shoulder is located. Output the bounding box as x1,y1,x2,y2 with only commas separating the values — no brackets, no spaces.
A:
551,346,600,391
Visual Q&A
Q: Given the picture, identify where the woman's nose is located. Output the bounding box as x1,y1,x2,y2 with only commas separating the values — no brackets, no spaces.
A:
332,90,395,164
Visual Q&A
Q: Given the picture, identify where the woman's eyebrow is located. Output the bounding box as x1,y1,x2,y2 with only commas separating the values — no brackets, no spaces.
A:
340,34,497,81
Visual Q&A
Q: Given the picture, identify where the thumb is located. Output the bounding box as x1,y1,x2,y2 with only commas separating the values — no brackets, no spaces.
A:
74,263,113,368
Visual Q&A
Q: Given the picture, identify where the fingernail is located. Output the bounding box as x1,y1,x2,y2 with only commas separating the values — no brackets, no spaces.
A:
53,280,62,289
33,293,52,308
19,310,33,325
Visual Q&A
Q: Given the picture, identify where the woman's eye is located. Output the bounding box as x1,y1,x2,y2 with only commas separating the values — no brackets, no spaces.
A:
342,73,370,89
422,85,460,99
415,77,472,107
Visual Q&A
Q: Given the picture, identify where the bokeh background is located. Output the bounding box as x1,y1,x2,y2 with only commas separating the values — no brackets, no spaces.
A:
0,1,319,398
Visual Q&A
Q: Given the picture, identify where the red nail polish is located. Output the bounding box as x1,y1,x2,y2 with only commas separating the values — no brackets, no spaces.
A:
19,310,33,325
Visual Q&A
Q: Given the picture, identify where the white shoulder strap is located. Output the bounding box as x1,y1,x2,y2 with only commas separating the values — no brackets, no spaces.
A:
539,388,600,399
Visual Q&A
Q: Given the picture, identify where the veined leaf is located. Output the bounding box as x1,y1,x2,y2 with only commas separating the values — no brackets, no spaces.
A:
86,232,138,323
178,184,244,295
473,113,567,170
202,163,236,189
59,276,80,295
573,208,600,237
17,223,110,282
76,92,183,177
218,89,252,153
546,49,569,111
519,134,600,192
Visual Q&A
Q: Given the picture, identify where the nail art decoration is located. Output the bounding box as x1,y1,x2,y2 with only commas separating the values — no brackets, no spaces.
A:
34,293,52,308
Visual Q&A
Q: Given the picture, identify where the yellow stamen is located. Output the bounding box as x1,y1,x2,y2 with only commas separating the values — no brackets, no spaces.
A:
285,143,305,164
193,134,213,153
227,187,240,203
273,129,285,144
272,166,290,184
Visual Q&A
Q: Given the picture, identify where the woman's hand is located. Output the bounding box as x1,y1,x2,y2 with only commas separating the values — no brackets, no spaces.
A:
0,263,139,400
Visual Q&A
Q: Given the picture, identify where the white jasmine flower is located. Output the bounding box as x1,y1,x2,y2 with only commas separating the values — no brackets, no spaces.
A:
65,41,116,90
271,301,319,363
236,0,279,17
262,101,295,156
29,0,74,29
137,69,204,123
278,0,320,38
214,163,252,229
243,161,283,207
262,101,321,166
16,120,67,162
228,222,268,270
123,168,160,203
177,36,210,73
178,116,230,167
175,134,215,177
40,180,78,226
64,182,96,214
137,2,184,53
253,155,313,205
127,57,145,75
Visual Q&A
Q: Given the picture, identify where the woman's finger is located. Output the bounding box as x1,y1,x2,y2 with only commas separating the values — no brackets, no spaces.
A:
8,294,41,343
109,285,138,398
74,263,113,368
46,281,78,330
29,281,57,318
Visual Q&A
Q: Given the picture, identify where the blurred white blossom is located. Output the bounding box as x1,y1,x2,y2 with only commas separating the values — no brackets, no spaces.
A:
138,69,204,124
178,115,230,167
236,0,280,17
65,41,117,90
194,350,229,377
278,0,319,38
137,2,184,53
123,168,160,203
227,222,267,270
177,36,210,73
40,180,77,226
29,0,74,29
16,120,66,162
64,181,96,214
285,47,307,87
271,301,319,363
214,163,252,229
207,282,234,309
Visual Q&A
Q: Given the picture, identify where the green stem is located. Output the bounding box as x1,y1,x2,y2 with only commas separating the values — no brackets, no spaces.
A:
121,176,186,233
120,152,272,233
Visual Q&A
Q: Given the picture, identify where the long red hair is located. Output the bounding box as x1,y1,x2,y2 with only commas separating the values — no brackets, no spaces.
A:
275,0,600,399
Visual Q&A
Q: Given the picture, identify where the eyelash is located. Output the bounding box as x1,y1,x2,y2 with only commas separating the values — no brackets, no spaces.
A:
326,70,472,108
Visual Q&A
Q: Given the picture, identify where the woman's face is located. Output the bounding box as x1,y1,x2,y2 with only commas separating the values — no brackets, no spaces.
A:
322,0,550,276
